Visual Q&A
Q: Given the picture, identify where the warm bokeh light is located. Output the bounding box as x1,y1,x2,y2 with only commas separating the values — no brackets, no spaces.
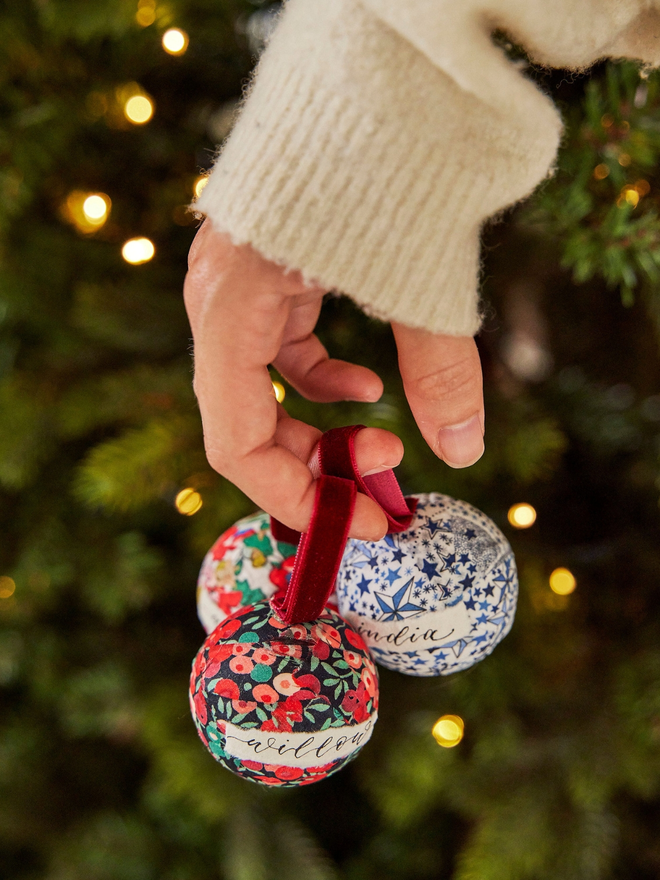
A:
162,28,189,55
193,175,209,199
507,502,537,529
63,191,111,233
549,567,577,595
635,179,651,196
136,0,156,26
272,381,286,403
175,488,203,516
432,715,464,748
618,152,632,167
0,577,16,599
82,193,111,225
600,113,613,128
124,94,154,124
593,163,610,180
618,185,640,208
122,237,155,264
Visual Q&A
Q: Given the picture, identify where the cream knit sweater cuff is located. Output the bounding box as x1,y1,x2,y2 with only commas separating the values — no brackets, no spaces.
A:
196,0,563,336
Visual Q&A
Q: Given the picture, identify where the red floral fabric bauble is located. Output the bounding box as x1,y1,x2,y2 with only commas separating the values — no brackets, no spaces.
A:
189,600,378,787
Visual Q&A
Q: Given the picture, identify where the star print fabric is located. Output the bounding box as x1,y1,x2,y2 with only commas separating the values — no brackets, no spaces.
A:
335,493,518,676
189,600,379,786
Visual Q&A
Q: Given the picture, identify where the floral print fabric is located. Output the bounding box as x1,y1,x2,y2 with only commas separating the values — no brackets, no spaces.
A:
196,512,297,634
189,600,379,787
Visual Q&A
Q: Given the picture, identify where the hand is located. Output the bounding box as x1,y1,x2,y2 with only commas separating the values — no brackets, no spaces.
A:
184,224,484,540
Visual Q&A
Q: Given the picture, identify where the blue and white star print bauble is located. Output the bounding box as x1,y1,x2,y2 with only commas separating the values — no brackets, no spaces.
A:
335,493,518,676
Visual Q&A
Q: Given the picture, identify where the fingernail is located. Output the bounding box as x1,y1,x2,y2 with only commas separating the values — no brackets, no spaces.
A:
438,414,484,468
362,465,394,477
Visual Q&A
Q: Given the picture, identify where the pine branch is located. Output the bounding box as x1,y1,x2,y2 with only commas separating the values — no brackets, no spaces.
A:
73,415,203,512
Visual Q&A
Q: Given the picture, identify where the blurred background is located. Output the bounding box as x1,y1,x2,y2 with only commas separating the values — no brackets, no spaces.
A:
2,2,660,878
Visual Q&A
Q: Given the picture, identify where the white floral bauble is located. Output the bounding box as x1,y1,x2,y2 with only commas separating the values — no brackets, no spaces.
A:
196,512,298,634
197,511,338,634
336,493,518,676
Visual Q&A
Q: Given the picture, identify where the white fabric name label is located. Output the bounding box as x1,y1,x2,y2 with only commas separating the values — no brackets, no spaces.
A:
345,602,472,650
223,714,377,769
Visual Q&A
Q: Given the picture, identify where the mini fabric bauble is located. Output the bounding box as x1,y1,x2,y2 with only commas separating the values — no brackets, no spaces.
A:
196,512,298,634
336,493,518,677
189,599,379,787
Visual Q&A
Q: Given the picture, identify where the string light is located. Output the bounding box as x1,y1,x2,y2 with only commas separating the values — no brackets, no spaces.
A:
617,186,640,208
175,488,203,515
549,567,576,595
122,237,155,264
124,94,154,125
507,503,536,529
162,28,189,55
136,0,156,27
82,194,111,225
63,191,111,233
593,163,610,180
193,175,209,199
0,577,16,599
432,715,464,748
272,381,286,403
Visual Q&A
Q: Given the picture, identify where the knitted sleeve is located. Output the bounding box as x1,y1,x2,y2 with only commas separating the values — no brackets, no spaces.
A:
195,0,660,336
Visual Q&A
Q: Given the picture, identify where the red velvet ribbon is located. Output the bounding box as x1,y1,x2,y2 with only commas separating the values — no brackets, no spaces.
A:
269,425,417,625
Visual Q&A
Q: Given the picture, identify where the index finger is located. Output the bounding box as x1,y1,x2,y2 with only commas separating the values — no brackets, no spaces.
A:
184,228,389,539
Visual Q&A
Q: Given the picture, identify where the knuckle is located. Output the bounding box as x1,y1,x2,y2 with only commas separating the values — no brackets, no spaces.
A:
205,445,230,476
410,357,479,403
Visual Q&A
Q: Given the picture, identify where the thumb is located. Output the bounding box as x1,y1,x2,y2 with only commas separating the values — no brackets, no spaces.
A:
392,322,484,468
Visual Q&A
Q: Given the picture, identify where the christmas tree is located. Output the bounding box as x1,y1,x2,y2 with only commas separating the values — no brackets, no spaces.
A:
2,2,660,878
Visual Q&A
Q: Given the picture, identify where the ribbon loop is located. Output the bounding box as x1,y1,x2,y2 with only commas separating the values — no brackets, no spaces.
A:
269,425,417,624
270,475,356,624
317,425,416,532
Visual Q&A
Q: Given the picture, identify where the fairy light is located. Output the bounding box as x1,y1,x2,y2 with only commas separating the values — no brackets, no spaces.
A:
601,113,613,129
175,488,203,515
635,179,651,196
124,94,154,125
82,193,111,225
272,381,286,403
549,567,577,596
507,503,537,529
193,175,209,199
162,28,189,55
618,186,640,208
0,577,16,599
593,163,610,180
63,191,111,233
136,0,156,26
618,153,632,167
122,237,155,264
432,715,464,748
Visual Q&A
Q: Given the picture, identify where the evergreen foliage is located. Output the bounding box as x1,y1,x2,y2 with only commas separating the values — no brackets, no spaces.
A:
2,2,660,878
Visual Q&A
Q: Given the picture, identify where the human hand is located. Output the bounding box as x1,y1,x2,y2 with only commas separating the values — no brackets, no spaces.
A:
184,224,484,540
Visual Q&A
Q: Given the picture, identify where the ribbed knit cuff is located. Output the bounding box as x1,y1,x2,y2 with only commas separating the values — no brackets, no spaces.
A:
196,0,561,337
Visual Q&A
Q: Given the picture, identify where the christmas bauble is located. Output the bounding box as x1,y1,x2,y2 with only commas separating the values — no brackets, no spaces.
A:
189,599,379,786
196,512,297,634
336,493,518,676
